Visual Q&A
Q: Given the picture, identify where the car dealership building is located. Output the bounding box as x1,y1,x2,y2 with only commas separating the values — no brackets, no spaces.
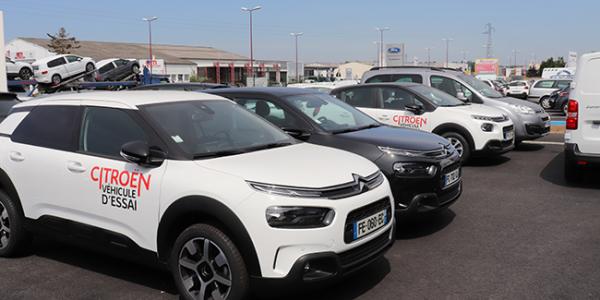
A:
5,38,288,85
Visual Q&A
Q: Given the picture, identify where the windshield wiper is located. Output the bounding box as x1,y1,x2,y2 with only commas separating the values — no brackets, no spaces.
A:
331,123,380,134
193,142,293,159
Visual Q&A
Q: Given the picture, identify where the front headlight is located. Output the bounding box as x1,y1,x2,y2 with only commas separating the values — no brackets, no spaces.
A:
509,104,535,115
266,206,335,228
472,115,496,121
393,162,438,177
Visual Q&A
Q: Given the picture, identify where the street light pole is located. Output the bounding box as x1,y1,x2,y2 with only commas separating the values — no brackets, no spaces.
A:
290,32,303,83
242,6,262,87
375,27,390,67
373,41,380,67
142,16,158,75
425,47,432,66
442,38,453,67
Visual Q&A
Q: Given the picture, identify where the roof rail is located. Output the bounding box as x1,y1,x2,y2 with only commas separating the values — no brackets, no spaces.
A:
368,66,464,72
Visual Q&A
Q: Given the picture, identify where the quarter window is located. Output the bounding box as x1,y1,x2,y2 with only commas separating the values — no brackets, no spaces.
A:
98,63,115,73
79,107,147,158
377,87,422,110
12,106,80,151
66,56,80,63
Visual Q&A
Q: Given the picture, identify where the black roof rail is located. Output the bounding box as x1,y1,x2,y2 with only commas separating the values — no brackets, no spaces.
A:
368,66,464,72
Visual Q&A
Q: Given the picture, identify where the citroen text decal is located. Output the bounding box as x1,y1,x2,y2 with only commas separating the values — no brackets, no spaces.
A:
90,166,151,212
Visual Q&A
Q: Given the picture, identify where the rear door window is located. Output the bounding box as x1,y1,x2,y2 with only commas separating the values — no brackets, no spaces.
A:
47,57,67,68
376,87,422,110
534,80,554,88
338,87,379,108
234,97,303,129
66,56,80,63
365,74,423,84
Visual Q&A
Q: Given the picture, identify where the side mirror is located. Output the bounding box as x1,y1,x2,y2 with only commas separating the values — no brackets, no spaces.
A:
120,141,166,167
282,128,311,140
405,104,424,115
456,91,468,102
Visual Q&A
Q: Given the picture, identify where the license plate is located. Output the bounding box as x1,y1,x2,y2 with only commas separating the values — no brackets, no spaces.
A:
443,168,460,188
353,210,387,240
504,130,515,140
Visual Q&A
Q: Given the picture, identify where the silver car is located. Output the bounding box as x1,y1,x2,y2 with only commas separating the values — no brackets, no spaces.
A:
362,67,551,144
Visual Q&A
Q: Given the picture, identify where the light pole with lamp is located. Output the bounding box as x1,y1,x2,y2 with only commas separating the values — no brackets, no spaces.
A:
290,32,303,83
375,27,390,67
142,16,158,76
241,6,262,86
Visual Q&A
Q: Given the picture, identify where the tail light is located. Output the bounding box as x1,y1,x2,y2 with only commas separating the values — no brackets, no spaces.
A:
566,99,578,130
559,91,568,97
41,70,48,75
524,86,528,89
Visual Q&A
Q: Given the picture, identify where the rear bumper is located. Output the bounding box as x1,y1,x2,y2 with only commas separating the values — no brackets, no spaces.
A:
565,143,600,165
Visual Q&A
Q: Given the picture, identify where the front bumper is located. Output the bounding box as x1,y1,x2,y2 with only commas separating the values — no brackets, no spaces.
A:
476,139,515,155
252,222,395,290
385,158,462,214
515,112,551,142
237,181,395,279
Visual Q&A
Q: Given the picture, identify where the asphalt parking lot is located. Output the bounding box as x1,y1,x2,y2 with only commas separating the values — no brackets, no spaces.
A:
1,133,599,299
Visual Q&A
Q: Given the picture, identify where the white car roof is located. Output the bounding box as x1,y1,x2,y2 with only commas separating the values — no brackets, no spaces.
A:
96,58,118,68
14,91,230,110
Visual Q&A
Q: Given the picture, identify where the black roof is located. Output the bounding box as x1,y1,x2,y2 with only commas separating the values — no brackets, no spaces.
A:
329,82,421,93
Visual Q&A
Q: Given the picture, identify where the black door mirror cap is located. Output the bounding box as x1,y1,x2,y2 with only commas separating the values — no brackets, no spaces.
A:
405,104,425,115
281,128,311,140
120,141,166,167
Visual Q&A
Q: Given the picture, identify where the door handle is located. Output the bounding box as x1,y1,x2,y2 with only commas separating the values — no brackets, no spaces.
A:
67,161,86,173
9,151,24,162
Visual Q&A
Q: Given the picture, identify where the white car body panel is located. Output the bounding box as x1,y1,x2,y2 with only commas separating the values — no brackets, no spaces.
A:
565,52,600,154
31,54,95,83
360,103,514,151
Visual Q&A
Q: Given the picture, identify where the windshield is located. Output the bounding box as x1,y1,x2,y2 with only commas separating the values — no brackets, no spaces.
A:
457,74,503,98
142,100,294,158
410,85,466,107
284,93,379,133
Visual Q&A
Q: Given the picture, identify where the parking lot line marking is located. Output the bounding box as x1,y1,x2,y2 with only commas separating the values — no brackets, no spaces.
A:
522,140,564,145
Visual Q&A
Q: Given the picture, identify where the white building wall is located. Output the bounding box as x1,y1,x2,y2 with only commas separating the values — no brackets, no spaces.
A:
165,63,196,83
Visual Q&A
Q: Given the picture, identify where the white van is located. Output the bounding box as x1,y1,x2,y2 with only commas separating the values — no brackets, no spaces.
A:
564,52,600,182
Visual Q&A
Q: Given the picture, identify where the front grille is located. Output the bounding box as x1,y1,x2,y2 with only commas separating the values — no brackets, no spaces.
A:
526,124,550,135
339,228,391,270
344,198,391,243
320,171,384,199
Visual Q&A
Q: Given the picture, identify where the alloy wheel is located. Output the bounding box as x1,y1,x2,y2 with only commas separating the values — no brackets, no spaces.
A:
179,237,232,300
540,97,551,109
0,202,10,250
448,137,464,157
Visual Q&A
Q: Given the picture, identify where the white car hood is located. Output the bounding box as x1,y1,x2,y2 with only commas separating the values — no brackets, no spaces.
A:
444,103,505,117
195,143,379,188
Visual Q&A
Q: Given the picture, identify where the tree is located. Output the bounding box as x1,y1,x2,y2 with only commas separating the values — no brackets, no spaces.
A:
538,56,566,76
526,66,538,78
47,27,80,54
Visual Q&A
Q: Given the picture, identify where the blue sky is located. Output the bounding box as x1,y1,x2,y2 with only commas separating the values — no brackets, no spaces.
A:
1,0,597,64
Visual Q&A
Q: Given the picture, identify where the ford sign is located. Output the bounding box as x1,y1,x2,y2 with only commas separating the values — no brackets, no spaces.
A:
388,47,401,54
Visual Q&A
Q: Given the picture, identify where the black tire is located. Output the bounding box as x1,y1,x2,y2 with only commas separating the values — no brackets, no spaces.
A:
0,190,31,257
85,63,95,73
51,74,62,85
564,157,583,183
169,224,249,300
539,96,552,109
442,132,471,163
18,68,32,80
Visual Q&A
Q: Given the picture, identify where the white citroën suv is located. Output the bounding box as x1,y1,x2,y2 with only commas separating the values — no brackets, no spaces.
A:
0,91,395,299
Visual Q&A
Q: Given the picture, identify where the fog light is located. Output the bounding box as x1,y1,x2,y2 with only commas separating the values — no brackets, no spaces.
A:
393,162,437,177
266,206,335,228
481,123,494,132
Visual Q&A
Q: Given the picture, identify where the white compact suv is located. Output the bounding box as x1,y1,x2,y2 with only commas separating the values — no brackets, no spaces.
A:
331,83,515,162
564,52,600,182
5,57,33,80
32,54,95,85
0,91,395,299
